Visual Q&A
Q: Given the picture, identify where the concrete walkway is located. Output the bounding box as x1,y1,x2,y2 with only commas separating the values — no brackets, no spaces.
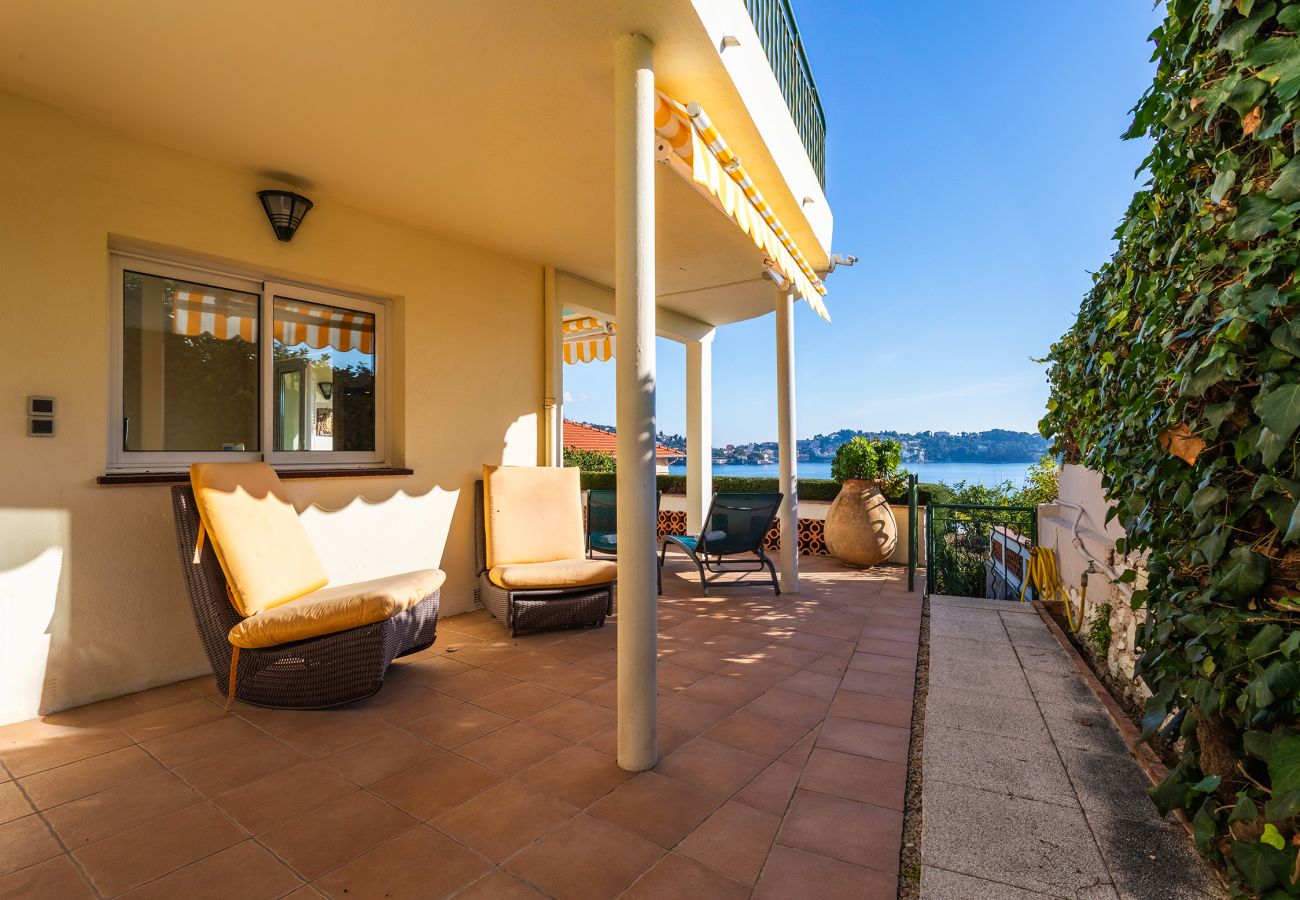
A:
919,596,1223,900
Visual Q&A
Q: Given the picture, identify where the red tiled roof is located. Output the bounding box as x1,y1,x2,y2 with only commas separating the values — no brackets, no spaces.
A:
563,420,683,460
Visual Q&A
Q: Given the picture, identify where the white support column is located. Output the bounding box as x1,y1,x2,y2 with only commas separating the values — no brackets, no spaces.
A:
614,32,658,773
685,333,714,535
775,286,799,593
542,265,563,466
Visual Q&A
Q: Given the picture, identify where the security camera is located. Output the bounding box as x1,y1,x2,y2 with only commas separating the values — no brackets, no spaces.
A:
827,253,859,271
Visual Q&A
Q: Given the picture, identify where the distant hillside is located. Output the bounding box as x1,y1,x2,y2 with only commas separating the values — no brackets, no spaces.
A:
650,428,1049,465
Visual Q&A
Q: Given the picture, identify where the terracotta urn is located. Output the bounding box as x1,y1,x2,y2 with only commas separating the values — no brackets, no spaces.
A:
824,479,898,568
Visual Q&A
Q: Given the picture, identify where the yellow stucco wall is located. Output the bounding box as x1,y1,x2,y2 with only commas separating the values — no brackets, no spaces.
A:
0,92,543,723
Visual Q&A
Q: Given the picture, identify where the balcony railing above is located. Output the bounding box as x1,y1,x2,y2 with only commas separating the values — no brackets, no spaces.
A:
744,0,827,188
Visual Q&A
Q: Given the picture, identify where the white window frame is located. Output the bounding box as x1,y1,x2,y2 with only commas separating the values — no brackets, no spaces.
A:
107,251,389,472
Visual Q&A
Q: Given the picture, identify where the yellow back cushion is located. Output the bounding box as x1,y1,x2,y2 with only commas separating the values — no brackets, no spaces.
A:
483,465,584,568
190,462,329,617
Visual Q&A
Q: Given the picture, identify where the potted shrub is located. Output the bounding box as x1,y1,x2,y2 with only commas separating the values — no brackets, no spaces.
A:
824,437,902,568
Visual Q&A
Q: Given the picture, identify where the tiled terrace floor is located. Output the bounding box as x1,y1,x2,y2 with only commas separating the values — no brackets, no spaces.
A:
0,555,920,899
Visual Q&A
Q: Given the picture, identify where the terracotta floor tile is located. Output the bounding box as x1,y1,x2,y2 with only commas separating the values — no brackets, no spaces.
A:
0,780,33,824
541,639,606,664
473,681,568,720
0,725,133,779
171,734,307,797
856,637,919,659
828,690,913,728
815,716,911,764
849,651,918,678
446,642,523,668
754,844,895,900
781,631,855,653
44,769,199,847
656,661,708,692
776,789,902,873
212,761,354,833
588,771,721,848
256,709,392,759
125,682,201,711
778,669,843,701
40,695,144,728
0,855,95,898
839,669,917,700
391,654,476,689
733,759,802,817
370,752,502,820
705,709,809,759
745,687,832,728
117,840,302,900
506,813,664,899
531,662,613,696
259,791,417,879
349,677,462,726
405,701,511,749
314,825,491,899
716,658,803,687
749,644,823,668
680,673,768,709
112,698,227,743
524,697,614,742
800,748,908,811
656,737,768,796
859,624,918,644
433,779,578,861
456,722,569,775
621,852,751,899
0,814,63,876
778,728,820,767
578,678,619,709
658,694,732,735
515,744,633,807
806,653,851,678
321,729,439,786
140,713,264,768
453,871,548,898
677,799,781,885
484,651,568,680
436,668,519,701
73,802,244,896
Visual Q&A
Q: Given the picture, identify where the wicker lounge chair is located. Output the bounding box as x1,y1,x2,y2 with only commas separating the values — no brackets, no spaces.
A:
585,489,661,557
171,464,441,709
475,465,616,636
659,492,783,596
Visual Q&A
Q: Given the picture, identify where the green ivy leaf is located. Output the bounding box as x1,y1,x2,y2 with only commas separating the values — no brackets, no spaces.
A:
1249,624,1286,658
1219,547,1270,600
1191,774,1223,793
1230,196,1285,240
1192,484,1228,514
1264,788,1300,821
1233,840,1280,892
1231,795,1261,822
1269,735,1300,795
1261,823,1286,850
1256,383,1300,445
1268,157,1300,203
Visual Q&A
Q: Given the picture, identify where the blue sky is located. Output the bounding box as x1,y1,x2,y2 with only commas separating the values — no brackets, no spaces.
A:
563,1,1164,444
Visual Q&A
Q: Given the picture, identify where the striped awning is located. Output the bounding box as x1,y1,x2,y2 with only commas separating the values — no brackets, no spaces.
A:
654,91,829,321
171,289,374,354
562,315,615,364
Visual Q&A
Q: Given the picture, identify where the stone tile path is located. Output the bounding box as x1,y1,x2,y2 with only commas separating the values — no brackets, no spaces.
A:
920,596,1224,899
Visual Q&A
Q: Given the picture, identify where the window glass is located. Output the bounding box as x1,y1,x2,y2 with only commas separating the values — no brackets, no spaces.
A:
272,296,376,452
121,271,259,452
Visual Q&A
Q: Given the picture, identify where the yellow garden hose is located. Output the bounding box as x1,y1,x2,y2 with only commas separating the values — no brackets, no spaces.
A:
1021,546,1085,632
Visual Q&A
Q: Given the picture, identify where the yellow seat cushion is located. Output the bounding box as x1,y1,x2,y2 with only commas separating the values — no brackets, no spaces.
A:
483,465,585,567
191,462,330,617
489,558,617,590
228,569,446,649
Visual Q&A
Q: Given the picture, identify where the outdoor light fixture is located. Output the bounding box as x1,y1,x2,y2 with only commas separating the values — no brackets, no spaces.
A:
318,382,333,400
257,189,313,242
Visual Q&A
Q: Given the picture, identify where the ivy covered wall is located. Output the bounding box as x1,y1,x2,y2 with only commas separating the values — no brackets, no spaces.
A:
1040,2,1300,895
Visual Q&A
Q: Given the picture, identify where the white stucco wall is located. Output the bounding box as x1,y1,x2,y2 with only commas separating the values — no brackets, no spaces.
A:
0,92,544,723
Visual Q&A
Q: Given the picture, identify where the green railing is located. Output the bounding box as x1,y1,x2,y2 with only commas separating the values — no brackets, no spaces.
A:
925,503,1037,600
743,0,827,188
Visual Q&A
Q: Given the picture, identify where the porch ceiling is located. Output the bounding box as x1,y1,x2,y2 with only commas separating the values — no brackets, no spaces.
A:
0,0,830,327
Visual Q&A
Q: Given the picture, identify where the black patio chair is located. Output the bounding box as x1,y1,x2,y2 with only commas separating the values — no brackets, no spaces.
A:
659,492,783,596
585,489,661,558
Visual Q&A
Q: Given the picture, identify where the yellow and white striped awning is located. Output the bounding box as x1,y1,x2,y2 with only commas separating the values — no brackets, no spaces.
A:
654,91,830,321
171,289,375,355
562,316,615,364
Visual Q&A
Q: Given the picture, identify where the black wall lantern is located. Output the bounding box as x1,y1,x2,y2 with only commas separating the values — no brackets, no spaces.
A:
257,190,313,242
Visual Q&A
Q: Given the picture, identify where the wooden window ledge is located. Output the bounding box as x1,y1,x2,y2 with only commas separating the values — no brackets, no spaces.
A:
97,467,414,486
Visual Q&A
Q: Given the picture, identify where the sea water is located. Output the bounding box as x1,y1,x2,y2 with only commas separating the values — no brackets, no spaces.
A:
668,460,1035,488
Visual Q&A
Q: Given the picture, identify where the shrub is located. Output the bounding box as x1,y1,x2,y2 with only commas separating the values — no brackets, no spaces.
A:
1039,4,1300,893
577,472,941,506
830,436,902,483
563,447,615,473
